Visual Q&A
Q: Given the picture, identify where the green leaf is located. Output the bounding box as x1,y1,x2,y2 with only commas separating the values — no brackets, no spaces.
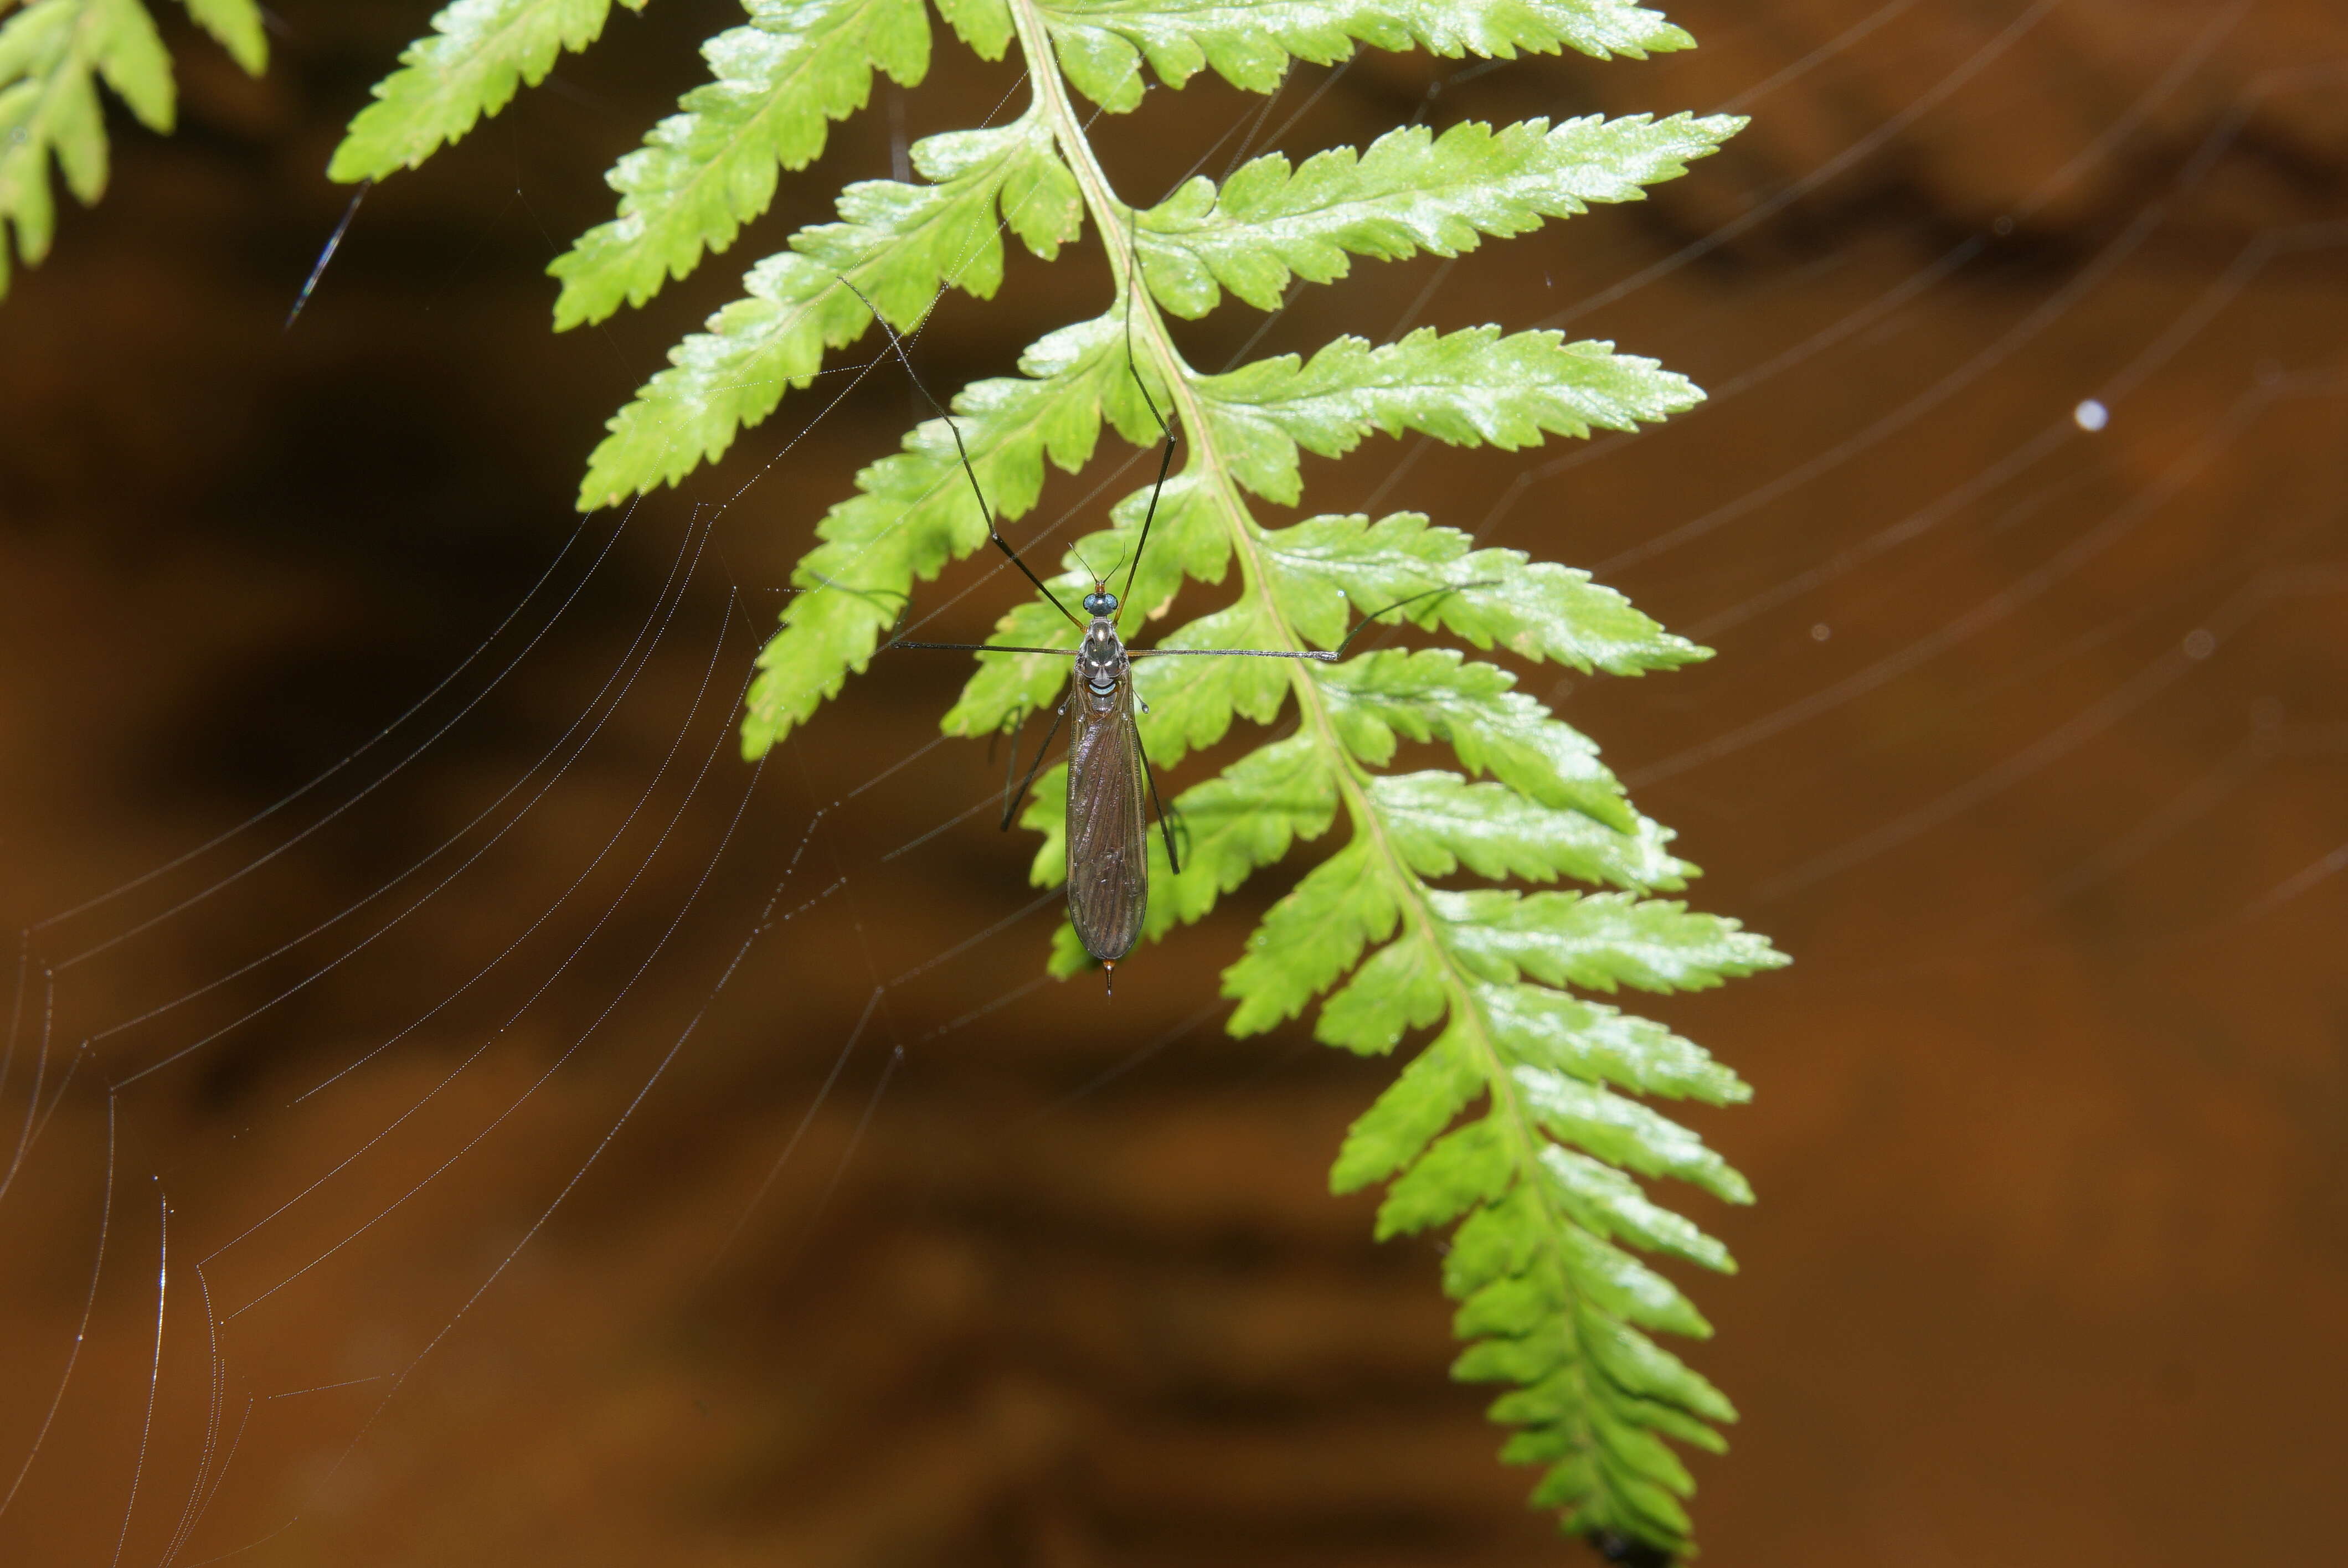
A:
0,0,176,297
1454,1261,1564,1343
1479,979,1748,1105
1140,113,1740,316
1443,1183,1541,1297
85,0,169,127
1590,1410,1697,1502
581,111,1079,510
1138,731,1341,933
1451,1308,1568,1381
1329,1017,1481,1190
329,0,648,184
1541,1145,1732,1271
1223,838,1394,1036
1141,598,1306,753
1488,1365,1590,1427
1432,887,1786,993
1558,1224,1708,1337
1581,1314,1735,1425
1315,648,1633,829
1367,770,1688,890
935,599,1080,742
933,0,1012,58
1040,0,1695,111
1513,1064,1750,1204
1258,511,1706,674
1375,1115,1512,1238
1018,761,1069,888
1197,326,1705,506
178,0,267,74
1316,927,1448,1055
1611,1477,1697,1543
549,0,933,329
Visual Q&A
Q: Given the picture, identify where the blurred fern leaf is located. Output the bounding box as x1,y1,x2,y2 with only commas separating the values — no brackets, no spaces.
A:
0,0,266,298
332,0,1779,1554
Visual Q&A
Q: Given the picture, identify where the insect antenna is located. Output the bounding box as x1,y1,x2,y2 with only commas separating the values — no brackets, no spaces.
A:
838,278,1082,629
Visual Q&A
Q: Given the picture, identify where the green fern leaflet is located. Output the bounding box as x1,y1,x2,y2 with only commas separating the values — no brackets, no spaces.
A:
333,0,1780,1554
0,0,267,298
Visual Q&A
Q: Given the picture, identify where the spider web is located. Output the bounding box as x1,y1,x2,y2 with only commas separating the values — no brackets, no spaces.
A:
1,2,2344,1565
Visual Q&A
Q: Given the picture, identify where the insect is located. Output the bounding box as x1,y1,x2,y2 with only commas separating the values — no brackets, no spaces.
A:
845,275,1474,994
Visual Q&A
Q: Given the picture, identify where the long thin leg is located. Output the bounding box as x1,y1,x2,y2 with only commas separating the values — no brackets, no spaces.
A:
1127,648,1338,661
839,278,1082,629
1136,734,1183,875
802,571,909,629
894,584,1484,661
1116,209,1179,623
889,640,1076,656
1002,689,1068,830
1329,580,1500,658
1124,582,1499,662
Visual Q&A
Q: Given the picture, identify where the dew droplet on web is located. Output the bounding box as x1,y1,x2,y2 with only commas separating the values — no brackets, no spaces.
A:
2073,399,2109,432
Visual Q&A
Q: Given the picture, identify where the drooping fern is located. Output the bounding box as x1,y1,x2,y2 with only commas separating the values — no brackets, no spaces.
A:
0,0,267,297
332,0,1783,1555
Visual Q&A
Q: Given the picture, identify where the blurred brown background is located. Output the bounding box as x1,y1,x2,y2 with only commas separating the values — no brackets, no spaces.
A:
3,1,2345,1564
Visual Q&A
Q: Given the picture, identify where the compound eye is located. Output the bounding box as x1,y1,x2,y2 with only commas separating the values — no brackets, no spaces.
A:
1082,591,1114,617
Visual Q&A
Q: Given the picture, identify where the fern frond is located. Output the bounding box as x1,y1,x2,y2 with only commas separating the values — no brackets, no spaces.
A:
1037,0,1695,111
329,0,650,183
0,0,265,300
334,0,1779,1548
1137,113,1739,317
548,0,936,329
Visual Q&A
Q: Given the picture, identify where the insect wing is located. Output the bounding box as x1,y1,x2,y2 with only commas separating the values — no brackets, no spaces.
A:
1064,681,1149,962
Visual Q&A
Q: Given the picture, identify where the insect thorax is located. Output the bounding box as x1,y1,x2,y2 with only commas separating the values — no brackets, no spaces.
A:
1076,618,1127,700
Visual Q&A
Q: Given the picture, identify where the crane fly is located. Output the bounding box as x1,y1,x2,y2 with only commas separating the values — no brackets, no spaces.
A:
843,270,1480,994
